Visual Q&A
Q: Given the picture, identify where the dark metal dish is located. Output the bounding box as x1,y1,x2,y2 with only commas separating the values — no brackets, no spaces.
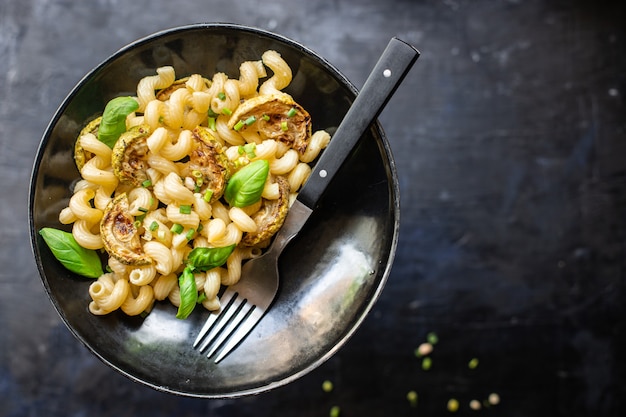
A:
29,23,400,397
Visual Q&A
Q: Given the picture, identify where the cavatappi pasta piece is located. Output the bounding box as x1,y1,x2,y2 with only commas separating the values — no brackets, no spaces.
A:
69,188,102,224
143,240,174,275
300,130,331,163
221,246,263,286
128,264,157,286
72,219,104,250
152,273,178,301
89,273,130,315
136,66,175,112
259,50,292,96
121,284,154,316
237,60,266,98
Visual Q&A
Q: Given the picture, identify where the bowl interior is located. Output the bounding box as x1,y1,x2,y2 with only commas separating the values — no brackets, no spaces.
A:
29,24,399,397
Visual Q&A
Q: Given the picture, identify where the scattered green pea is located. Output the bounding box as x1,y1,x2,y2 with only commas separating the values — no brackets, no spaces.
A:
448,398,459,413
406,390,418,407
468,357,479,369
421,356,432,371
322,380,334,393
447,398,459,413
329,405,341,417
426,332,439,345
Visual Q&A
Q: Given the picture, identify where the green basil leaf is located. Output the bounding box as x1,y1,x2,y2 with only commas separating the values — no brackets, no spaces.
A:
187,245,236,272
176,266,197,319
98,96,139,148
224,159,269,208
39,228,103,278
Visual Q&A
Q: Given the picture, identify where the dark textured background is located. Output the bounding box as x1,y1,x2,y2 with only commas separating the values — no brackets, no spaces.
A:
2,0,625,416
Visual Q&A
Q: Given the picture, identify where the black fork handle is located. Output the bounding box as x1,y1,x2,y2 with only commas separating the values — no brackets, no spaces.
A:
297,37,420,209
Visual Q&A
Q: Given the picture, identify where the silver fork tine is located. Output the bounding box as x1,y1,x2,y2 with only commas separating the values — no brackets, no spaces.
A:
211,306,263,363
196,291,244,353
192,290,237,348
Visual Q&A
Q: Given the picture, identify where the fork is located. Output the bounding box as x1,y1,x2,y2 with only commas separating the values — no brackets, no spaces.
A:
193,37,420,363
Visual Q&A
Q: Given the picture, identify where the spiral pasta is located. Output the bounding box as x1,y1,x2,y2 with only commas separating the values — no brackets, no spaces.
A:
57,50,331,317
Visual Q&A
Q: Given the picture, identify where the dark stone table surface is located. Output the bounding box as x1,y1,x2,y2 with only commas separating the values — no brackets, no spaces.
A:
1,0,625,416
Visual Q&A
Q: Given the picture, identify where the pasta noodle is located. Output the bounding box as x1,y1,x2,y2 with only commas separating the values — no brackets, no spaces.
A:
121,285,154,316
259,50,292,95
58,50,332,317
72,220,103,250
136,66,175,112
300,130,331,163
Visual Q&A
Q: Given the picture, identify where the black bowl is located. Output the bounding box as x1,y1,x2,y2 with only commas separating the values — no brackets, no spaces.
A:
29,23,399,397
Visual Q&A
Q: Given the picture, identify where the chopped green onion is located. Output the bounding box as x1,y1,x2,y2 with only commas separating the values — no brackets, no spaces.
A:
133,220,142,229
142,179,152,188
149,221,159,231
281,121,288,131
233,120,245,131
468,358,479,369
287,107,297,117
185,228,195,240
192,170,202,178
222,107,232,116
208,108,219,118
170,223,184,234
208,117,216,131
149,197,155,208
217,92,226,101
158,115,164,124
244,115,257,125
243,143,256,158
138,207,149,213
407,391,418,407
238,145,245,155
262,114,270,122
135,213,146,223
421,356,432,371
203,189,213,202
197,223,204,233
195,178,204,187
179,205,192,214
329,406,340,417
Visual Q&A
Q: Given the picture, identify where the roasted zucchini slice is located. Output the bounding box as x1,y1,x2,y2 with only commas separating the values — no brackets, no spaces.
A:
228,94,312,154
181,126,233,203
100,193,151,265
74,117,101,171
240,175,290,246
